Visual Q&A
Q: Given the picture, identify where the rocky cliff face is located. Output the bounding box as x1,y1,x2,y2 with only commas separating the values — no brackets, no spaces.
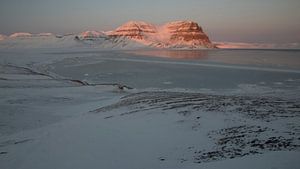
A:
108,21,157,40
107,20,215,48
2,20,214,49
163,21,213,48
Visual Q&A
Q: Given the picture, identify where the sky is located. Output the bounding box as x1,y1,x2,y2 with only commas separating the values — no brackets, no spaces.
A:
0,0,299,43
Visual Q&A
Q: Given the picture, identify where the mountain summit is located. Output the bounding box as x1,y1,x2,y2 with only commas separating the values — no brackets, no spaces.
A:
0,20,215,49
106,20,214,48
162,21,213,48
108,21,157,40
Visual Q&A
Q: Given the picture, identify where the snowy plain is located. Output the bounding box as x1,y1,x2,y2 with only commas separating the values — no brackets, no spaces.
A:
0,38,299,169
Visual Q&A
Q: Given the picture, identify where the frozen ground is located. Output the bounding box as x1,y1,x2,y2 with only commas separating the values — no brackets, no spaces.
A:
0,48,299,169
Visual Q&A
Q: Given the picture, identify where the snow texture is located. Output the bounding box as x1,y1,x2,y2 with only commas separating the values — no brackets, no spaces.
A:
0,44,299,169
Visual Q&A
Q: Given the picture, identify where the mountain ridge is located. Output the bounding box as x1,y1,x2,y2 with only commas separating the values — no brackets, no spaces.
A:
0,20,216,49
105,20,214,48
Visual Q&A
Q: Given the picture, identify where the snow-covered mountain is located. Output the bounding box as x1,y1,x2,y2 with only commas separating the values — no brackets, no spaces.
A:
0,20,215,49
77,31,107,40
106,20,214,48
9,32,54,38
9,32,33,38
108,21,157,40
162,21,214,48
0,34,7,41
0,33,83,49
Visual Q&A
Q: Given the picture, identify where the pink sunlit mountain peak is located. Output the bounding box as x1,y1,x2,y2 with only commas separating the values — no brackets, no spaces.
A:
0,20,216,49
105,20,214,48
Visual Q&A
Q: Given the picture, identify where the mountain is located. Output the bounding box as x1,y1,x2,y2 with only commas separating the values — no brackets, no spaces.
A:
161,21,214,48
0,33,83,49
107,21,157,40
106,20,214,49
77,31,107,40
0,20,215,49
36,33,54,37
9,32,33,38
0,34,7,41
9,32,55,38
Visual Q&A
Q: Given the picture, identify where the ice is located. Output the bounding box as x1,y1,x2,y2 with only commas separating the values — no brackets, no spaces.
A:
0,46,299,169
47,50,300,93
